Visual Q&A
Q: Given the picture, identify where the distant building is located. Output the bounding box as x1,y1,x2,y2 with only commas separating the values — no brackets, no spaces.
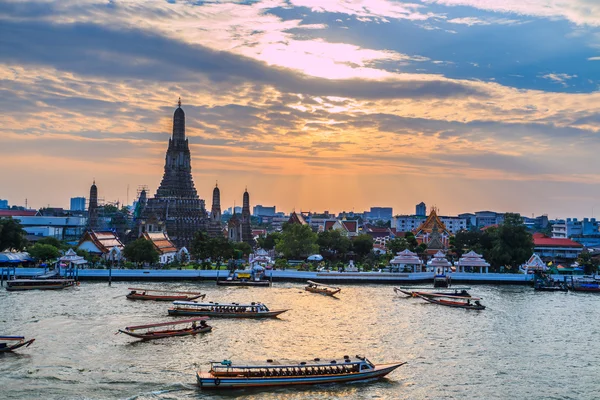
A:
474,211,504,228
533,233,583,262
416,202,426,217
553,218,600,247
14,215,87,241
367,207,393,221
78,230,124,261
224,207,242,215
70,197,86,211
253,205,276,217
0,199,8,209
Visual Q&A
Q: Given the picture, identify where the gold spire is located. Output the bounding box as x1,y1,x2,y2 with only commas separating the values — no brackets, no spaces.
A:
178,97,181,108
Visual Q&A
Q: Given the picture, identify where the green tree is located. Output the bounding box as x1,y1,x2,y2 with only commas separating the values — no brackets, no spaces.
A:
577,250,600,275
28,243,60,262
0,217,27,251
317,230,351,260
211,236,234,268
352,234,374,259
404,232,418,251
261,232,281,250
486,213,533,270
37,236,66,250
275,223,318,259
123,238,159,266
191,231,211,263
387,237,408,254
450,230,484,257
233,242,253,258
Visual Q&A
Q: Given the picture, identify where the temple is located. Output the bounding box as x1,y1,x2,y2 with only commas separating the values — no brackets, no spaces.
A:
414,207,451,253
136,100,207,248
87,180,98,230
241,189,254,246
207,183,223,238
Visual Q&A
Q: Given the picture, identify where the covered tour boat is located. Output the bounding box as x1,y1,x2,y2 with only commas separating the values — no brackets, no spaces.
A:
415,293,486,310
0,336,35,353
305,281,341,296
126,288,205,301
6,279,76,291
168,301,288,318
394,287,471,298
196,355,406,389
118,317,211,340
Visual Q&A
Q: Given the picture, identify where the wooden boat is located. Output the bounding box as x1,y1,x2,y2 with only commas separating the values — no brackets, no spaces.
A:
570,277,600,292
168,301,288,318
534,283,568,292
305,281,341,296
196,355,406,389
118,317,211,340
6,279,76,291
414,293,485,310
126,288,205,301
394,287,471,298
0,336,35,353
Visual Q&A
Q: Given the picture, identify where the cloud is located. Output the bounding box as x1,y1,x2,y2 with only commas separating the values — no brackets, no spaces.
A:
540,73,578,87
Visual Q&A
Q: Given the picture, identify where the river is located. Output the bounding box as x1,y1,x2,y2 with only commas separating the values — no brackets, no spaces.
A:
1,282,598,399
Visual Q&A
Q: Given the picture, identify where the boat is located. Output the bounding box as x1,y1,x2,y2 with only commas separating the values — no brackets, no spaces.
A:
196,355,406,389
394,287,471,298
305,281,341,296
118,317,211,340
217,269,271,287
414,293,485,310
126,288,206,301
570,276,600,292
533,272,568,292
433,274,450,288
0,336,35,353
168,301,288,318
6,279,76,291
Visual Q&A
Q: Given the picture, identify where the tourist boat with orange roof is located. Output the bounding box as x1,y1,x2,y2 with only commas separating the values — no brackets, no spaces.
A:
126,288,205,301
0,336,35,353
414,293,485,310
196,355,406,389
118,317,211,340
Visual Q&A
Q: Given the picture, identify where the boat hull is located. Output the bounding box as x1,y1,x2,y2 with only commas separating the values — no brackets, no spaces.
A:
0,339,35,353
196,362,405,389
126,294,203,301
534,286,568,292
168,309,288,318
119,326,211,340
305,287,341,296
394,288,470,298
416,294,485,310
216,280,271,287
6,283,74,291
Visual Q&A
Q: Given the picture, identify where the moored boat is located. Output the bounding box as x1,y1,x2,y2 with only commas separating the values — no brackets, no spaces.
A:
6,279,76,291
118,317,211,340
305,281,341,296
126,288,205,301
394,287,471,298
168,301,288,318
217,269,271,287
570,277,600,292
196,355,406,389
414,293,485,310
0,336,35,353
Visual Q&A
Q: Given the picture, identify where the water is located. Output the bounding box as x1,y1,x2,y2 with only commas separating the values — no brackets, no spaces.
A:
1,282,598,399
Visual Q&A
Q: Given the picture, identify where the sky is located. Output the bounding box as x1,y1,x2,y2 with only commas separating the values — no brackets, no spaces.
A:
1,0,600,219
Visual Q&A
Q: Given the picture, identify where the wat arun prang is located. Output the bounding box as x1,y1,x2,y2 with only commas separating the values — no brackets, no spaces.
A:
137,99,207,249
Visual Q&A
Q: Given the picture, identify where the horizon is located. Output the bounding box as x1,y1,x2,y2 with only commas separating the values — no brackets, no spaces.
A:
2,1,600,220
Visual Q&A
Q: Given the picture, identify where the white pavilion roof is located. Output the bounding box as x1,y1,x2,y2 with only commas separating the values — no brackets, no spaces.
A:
428,250,451,267
390,249,422,265
457,250,490,267
59,248,86,262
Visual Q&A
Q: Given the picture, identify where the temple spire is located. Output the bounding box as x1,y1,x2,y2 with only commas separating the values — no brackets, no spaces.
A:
178,97,181,108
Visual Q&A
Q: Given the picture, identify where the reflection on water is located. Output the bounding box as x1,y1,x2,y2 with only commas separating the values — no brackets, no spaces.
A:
1,282,598,399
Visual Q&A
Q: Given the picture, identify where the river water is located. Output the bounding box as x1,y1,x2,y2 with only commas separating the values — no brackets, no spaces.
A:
1,282,598,399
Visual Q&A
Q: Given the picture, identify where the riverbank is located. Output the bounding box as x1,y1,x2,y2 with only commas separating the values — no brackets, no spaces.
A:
3,268,536,284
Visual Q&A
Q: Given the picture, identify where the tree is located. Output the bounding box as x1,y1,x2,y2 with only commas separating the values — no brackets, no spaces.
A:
352,234,374,259
260,232,281,250
0,217,27,251
577,250,600,275
317,230,351,261
387,237,408,254
485,213,533,270
191,231,211,263
37,236,66,250
275,223,318,259
211,236,234,267
233,241,253,258
28,243,60,262
123,238,159,266
450,230,484,257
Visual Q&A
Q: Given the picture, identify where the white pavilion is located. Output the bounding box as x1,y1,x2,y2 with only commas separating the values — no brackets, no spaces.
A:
428,250,452,275
389,249,424,273
456,250,490,273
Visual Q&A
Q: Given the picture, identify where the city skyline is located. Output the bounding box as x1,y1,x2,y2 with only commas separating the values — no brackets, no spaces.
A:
2,1,600,218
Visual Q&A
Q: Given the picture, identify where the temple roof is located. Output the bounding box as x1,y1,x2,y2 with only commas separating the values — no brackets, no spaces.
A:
78,230,124,254
415,207,450,236
142,231,177,254
288,211,307,225
428,250,451,267
390,249,423,265
457,250,490,267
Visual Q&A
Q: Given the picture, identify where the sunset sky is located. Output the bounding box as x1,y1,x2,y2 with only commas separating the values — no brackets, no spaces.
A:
1,0,600,218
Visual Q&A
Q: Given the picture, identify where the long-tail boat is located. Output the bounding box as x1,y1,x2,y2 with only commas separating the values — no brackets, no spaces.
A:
168,301,288,318
126,288,205,301
394,287,471,298
118,317,211,340
0,336,35,353
414,293,486,310
305,281,341,296
6,279,76,291
196,355,406,389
